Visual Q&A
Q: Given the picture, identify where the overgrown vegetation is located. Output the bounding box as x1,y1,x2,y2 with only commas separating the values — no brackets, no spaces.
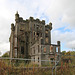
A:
2,52,9,57
0,51,75,75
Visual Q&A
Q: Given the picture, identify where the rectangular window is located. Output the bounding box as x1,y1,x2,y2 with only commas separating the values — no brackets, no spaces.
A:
38,45,39,53
33,47,35,54
36,25,39,30
44,47,46,53
46,38,48,43
40,26,42,30
34,32,35,35
41,39,44,44
15,49,17,57
34,57,35,62
34,24,35,28
41,33,42,37
50,45,53,52
38,57,39,62
21,46,24,54
45,31,48,33
56,47,58,52
37,33,39,37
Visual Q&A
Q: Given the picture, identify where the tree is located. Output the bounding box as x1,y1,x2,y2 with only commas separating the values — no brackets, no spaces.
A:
2,52,9,57
62,51,66,55
65,51,71,55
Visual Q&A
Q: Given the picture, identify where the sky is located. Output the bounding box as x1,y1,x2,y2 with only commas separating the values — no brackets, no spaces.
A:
0,0,75,55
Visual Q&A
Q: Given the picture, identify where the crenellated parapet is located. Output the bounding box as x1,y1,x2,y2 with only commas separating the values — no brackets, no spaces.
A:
15,11,19,23
57,41,60,46
15,12,46,24
49,22,52,30
11,23,15,31
29,16,45,24
29,17,34,21
45,22,52,31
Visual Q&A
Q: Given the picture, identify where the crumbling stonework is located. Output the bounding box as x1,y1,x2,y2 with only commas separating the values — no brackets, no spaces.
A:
9,12,60,65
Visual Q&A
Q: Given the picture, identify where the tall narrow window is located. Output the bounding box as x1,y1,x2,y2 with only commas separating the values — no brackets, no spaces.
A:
21,46,24,54
33,47,35,54
34,38,35,40
34,57,35,62
45,31,48,33
50,45,53,52
40,26,42,30
38,45,39,53
56,47,58,52
46,38,48,43
34,32,35,35
38,57,39,62
41,33,42,37
45,30,48,37
37,33,39,37
44,47,46,53
37,25,39,30
34,24,35,28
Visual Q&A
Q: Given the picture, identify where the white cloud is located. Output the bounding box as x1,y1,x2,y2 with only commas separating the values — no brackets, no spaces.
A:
52,30,75,49
66,40,75,48
0,42,10,56
0,0,75,54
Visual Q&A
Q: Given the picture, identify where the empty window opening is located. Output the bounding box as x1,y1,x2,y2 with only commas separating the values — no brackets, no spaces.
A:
33,47,35,54
45,33,48,37
21,46,24,54
40,26,42,30
34,24,35,28
38,45,39,53
41,33,42,37
37,33,39,37
41,46,43,50
37,25,39,30
44,47,46,53
45,31,48,33
38,57,39,62
34,32,35,35
34,38,35,40
50,58,54,64
21,40,24,43
56,47,58,52
46,38,48,43
50,46,53,53
41,39,44,44
31,48,32,55
20,29,23,31
34,57,35,62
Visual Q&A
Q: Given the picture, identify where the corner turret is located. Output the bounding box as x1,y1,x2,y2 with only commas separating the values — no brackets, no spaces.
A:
49,22,52,30
11,23,15,31
15,11,19,23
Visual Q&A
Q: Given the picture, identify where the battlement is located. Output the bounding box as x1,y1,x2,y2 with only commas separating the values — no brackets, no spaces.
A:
29,17,45,24
45,22,52,30
11,23,15,31
15,12,46,24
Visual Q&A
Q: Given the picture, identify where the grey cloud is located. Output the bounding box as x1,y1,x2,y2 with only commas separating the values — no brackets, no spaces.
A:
52,30,75,49
0,42,10,55
0,0,75,53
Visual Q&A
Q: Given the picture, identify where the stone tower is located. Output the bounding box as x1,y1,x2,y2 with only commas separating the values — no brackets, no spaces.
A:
9,12,52,59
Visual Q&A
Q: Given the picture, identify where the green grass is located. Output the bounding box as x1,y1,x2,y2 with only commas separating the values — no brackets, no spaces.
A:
0,51,75,75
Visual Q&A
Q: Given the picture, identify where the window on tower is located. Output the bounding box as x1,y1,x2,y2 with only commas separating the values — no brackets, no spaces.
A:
21,46,24,54
46,38,48,43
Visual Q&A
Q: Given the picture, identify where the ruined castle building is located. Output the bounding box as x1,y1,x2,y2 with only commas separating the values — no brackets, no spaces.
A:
9,12,52,58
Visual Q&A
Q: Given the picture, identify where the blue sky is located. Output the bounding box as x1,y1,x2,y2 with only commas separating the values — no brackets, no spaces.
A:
0,0,75,55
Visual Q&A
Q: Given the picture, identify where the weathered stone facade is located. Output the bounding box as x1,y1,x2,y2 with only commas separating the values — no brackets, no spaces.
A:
9,12,60,65
31,39,60,65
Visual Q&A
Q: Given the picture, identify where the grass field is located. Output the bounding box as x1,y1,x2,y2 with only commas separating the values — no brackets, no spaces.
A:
0,51,75,75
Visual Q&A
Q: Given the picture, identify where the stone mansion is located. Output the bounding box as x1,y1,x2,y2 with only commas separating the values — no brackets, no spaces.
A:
9,12,61,65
